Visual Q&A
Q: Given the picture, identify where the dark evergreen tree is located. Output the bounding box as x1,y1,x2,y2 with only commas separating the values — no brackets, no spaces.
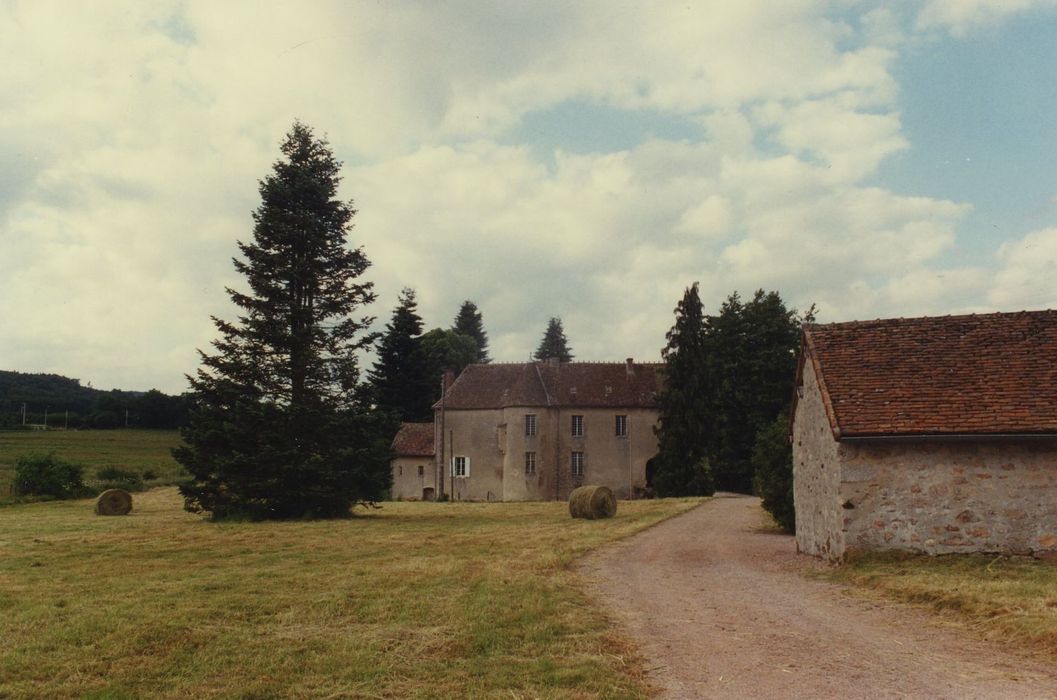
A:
752,412,795,532
533,317,573,362
420,328,478,403
452,300,490,363
174,122,390,520
367,288,434,422
706,290,806,492
652,283,715,496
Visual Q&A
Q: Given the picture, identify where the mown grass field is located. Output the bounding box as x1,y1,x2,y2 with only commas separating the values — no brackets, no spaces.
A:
0,429,184,496
821,551,1057,658
0,489,703,698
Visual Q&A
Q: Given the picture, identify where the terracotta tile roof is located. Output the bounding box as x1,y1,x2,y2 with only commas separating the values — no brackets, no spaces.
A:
392,422,434,456
435,361,663,410
803,310,1057,438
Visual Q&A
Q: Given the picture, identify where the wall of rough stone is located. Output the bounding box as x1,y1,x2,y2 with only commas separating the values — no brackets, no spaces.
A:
841,440,1057,556
391,456,436,500
793,358,845,560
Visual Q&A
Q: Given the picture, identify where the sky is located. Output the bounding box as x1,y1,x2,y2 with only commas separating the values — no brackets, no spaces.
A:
2,0,1057,394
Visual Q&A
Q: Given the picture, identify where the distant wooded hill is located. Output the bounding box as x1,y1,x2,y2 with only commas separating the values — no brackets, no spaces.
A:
0,370,187,429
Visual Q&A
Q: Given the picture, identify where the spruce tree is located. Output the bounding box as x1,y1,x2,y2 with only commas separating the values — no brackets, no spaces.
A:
533,317,574,362
367,288,434,422
175,122,390,520
653,283,715,497
452,300,490,363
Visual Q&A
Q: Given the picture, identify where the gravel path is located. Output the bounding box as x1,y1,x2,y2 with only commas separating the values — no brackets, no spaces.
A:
579,494,1057,699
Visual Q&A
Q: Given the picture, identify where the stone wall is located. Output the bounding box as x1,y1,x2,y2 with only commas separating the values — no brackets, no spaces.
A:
841,440,1057,556
793,358,845,560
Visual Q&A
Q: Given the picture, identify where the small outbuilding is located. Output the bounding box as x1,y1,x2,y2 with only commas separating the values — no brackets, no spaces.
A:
792,310,1057,561
391,422,436,501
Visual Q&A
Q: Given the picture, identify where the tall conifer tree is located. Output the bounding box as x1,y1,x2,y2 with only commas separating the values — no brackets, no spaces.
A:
452,300,490,363
368,288,434,422
175,122,390,520
533,317,574,362
653,283,715,496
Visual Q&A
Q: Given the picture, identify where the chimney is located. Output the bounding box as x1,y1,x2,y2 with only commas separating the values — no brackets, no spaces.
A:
625,357,634,377
547,356,560,368
442,369,455,394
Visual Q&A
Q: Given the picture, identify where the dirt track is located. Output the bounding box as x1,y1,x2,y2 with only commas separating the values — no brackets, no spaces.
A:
580,494,1057,699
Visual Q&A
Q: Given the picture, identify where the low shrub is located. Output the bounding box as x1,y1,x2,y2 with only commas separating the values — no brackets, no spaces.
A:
14,453,88,498
95,467,145,492
142,470,158,481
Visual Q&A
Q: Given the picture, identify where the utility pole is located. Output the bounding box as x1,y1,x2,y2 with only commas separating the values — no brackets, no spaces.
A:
43,407,48,428
64,410,69,430
125,408,129,428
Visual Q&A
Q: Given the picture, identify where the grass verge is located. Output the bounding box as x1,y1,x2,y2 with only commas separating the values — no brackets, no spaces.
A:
819,551,1057,657
0,489,702,698
0,429,184,500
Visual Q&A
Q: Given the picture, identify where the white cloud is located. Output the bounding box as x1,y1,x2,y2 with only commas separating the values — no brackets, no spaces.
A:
0,0,1051,392
988,228,1057,309
916,0,1057,35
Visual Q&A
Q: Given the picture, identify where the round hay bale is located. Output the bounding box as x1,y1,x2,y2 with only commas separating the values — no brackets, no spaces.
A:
568,485,617,520
95,489,133,516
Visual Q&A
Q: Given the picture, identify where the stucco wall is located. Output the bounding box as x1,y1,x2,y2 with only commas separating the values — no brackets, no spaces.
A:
555,407,657,500
841,440,1057,556
444,409,505,501
391,456,436,501
793,358,845,560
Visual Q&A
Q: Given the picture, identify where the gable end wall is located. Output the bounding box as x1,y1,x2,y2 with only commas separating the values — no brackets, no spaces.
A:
793,358,845,560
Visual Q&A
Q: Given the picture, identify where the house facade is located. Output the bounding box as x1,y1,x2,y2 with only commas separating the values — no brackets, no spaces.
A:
390,359,662,501
793,310,1057,561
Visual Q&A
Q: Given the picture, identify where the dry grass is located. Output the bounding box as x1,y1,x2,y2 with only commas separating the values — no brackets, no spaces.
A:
0,489,702,698
0,429,184,497
820,551,1057,657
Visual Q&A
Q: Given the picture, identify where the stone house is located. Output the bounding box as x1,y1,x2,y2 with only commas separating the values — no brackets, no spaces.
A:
793,310,1057,561
390,359,663,501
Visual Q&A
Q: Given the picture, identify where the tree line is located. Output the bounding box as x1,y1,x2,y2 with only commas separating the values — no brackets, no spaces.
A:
0,370,187,430
652,283,812,531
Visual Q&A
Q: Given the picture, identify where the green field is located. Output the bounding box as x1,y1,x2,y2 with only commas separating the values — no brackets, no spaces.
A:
0,429,184,496
0,489,702,698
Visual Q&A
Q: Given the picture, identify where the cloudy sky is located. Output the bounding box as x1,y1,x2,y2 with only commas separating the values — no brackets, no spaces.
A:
3,1,1057,394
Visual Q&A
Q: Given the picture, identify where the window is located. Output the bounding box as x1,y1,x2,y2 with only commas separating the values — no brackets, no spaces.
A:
398,465,403,476
615,414,628,437
417,465,424,477
525,451,536,474
571,414,584,437
525,414,537,436
571,451,584,478
451,456,469,478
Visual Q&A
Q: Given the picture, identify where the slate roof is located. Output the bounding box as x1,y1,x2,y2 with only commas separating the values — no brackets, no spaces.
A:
801,310,1057,439
435,361,663,410
392,422,434,456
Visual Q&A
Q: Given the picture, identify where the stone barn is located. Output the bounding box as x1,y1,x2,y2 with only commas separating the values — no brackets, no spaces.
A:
792,310,1057,561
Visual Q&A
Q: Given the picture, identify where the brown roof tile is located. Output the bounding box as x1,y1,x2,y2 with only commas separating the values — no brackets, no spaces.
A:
804,310,1057,438
436,361,663,410
392,422,434,456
